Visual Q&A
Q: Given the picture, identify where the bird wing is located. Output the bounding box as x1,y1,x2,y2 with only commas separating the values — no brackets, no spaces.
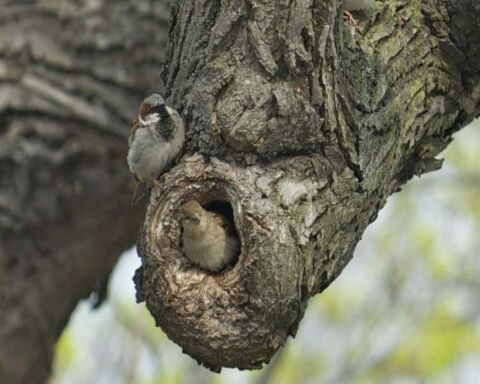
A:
128,119,141,146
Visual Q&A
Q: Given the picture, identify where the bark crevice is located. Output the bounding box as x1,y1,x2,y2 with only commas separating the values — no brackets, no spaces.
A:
134,0,480,371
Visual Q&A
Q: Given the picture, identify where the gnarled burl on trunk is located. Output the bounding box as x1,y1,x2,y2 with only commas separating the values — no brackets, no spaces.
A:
133,0,480,371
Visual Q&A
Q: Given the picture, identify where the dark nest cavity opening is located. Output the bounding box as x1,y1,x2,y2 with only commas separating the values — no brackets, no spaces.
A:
204,200,235,224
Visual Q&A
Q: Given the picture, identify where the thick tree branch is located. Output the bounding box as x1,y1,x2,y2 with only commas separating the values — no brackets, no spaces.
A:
0,1,170,383
135,0,480,371
0,0,478,381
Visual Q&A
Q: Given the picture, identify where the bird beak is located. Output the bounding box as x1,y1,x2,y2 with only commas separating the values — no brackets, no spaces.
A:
180,206,200,222
156,104,169,120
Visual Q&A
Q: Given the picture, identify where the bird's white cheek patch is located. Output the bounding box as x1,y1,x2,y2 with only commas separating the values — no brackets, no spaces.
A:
139,113,161,125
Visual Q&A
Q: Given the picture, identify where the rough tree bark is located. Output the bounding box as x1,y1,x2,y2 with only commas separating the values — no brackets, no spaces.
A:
0,1,170,383
0,0,478,382
134,0,480,372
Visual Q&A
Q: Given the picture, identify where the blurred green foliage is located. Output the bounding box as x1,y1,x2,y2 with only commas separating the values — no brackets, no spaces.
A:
391,305,480,377
52,330,76,374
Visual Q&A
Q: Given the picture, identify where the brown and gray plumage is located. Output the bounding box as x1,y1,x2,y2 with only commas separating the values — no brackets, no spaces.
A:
180,201,240,272
127,93,185,185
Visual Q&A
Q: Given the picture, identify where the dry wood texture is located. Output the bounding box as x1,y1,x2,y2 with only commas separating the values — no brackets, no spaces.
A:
135,0,480,372
0,0,479,382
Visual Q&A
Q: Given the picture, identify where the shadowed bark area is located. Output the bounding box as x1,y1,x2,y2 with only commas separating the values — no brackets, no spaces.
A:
0,1,170,383
134,0,480,371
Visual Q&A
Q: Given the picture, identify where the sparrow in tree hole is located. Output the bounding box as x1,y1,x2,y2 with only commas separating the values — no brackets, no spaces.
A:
180,200,240,272
127,94,185,201
344,0,373,28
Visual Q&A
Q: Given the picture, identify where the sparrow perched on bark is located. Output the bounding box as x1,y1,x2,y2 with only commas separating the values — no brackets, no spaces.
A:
127,94,185,199
180,200,240,272
344,0,373,27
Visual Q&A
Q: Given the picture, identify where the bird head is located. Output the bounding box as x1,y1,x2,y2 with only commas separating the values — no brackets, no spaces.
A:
138,93,169,125
180,200,204,224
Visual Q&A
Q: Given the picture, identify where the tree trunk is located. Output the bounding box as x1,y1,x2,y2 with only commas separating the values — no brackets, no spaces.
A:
135,0,480,372
0,0,479,382
0,1,170,383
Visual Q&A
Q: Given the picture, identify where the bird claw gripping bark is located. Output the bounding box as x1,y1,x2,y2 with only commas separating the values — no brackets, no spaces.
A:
344,10,360,29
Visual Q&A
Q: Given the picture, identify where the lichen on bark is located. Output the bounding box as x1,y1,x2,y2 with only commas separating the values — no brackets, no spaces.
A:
135,0,480,371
